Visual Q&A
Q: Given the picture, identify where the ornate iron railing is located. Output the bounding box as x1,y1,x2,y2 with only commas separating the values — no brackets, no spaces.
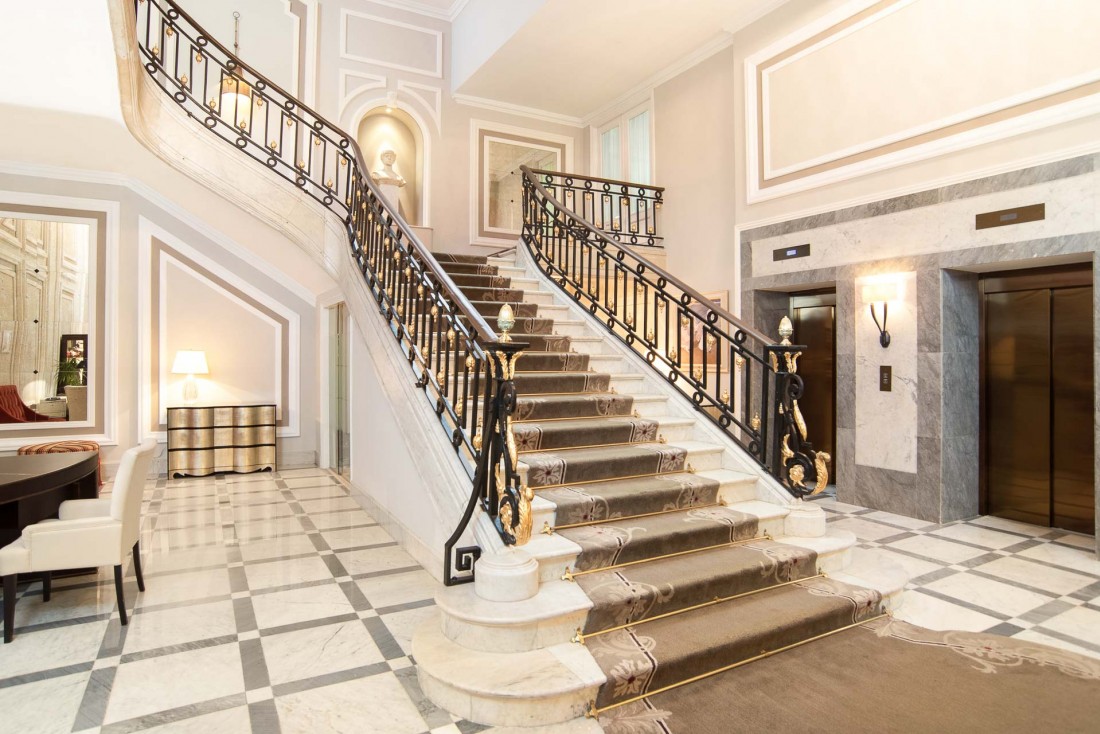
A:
132,0,531,584
531,170,664,247
521,166,829,497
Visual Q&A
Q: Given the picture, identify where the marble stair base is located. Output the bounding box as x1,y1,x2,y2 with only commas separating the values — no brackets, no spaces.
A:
413,618,605,727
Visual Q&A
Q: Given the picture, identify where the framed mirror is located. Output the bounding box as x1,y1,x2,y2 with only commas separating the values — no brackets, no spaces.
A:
0,214,95,424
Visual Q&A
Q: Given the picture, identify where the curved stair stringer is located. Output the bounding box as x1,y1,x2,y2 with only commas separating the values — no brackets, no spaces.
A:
106,0,507,580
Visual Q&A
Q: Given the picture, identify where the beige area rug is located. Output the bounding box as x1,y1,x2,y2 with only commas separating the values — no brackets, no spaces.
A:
598,616,1100,733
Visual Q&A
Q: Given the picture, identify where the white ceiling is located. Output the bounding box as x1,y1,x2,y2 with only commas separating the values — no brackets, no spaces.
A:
359,0,465,21
454,0,786,121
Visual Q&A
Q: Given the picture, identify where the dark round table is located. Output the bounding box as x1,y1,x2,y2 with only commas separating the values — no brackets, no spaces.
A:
0,451,100,547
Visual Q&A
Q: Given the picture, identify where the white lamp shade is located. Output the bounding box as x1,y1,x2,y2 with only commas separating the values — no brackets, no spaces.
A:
861,281,899,304
171,350,209,375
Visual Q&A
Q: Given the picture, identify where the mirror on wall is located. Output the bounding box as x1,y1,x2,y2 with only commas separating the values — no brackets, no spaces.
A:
476,128,566,243
0,215,93,423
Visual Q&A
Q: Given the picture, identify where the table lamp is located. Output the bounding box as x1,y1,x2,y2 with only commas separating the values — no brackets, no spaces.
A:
171,350,209,404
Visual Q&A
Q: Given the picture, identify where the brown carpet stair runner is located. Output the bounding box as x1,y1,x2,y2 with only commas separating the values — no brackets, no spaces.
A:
430,251,1100,732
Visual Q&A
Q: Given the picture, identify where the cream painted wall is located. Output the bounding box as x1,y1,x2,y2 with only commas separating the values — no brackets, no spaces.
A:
732,0,1100,224
0,105,331,473
652,46,737,296
317,0,588,251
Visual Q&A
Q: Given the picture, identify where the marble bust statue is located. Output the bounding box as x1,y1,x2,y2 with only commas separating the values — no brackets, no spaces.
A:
371,149,406,188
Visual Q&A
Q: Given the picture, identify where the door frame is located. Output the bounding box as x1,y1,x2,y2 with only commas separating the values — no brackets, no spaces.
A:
978,263,1093,517
789,289,838,485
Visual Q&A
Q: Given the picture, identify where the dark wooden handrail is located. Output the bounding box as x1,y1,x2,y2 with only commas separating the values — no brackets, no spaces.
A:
520,165,773,346
528,168,665,194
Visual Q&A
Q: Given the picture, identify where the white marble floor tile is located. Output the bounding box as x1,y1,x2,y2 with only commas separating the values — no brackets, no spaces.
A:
250,583,355,630
142,545,230,576
136,568,231,608
1012,628,1100,660
868,548,943,581
104,643,244,724
1050,532,1098,550
274,672,428,734
893,590,1002,632
336,545,419,576
0,670,90,734
14,584,118,627
123,600,238,654
356,569,438,609
0,620,108,679
923,573,1052,618
860,510,934,530
1039,605,1100,647
146,526,226,551
243,556,335,591
321,525,394,551
261,619,384,685
297,496,363,514
282,477,340,489
288,485,349,502
237,533,319,563
828,516,906,542
307,511,374,531
232,516,308,542
381,606,439,656
930,523,1028,550
230,503,295,523
968,515,1052,537
973,556,1095,595
1018,542,1100,575
883,534,987,564
135,705,253,733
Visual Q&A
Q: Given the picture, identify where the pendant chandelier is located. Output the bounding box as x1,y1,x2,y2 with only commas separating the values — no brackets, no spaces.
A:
219,11,253,131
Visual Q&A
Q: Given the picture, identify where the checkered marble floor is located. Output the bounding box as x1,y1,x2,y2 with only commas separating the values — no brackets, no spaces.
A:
812,494,1100,659
0,468,492,734
5,470,1098,733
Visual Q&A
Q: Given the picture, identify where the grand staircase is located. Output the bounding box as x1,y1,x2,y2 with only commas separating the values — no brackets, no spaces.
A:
117,3,1100,730
414,248,903,729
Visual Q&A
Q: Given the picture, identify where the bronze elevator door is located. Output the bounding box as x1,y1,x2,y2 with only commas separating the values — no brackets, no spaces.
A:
983,271,1094,534
791,294,837,484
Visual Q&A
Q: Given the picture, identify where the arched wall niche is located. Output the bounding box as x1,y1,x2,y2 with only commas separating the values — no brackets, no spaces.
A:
356,107,424,227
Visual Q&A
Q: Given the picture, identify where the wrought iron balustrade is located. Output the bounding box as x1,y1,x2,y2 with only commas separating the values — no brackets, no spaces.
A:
131,0,531,584
521,166,829,498
530,169,664,247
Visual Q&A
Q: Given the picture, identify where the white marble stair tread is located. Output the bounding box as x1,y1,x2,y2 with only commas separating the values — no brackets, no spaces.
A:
651,416,697,442
414,617,605,726
773,529,857,573
724,498,791,536
436,580,592,652
665,440,725,471
558,335,614,354
696,468,760,504
630,394,669,417
531,494,556,530
828,547,909,611
523,531,583,581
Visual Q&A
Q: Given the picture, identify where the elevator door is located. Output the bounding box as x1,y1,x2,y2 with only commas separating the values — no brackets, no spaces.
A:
791,293,837,484
983,269,1094,534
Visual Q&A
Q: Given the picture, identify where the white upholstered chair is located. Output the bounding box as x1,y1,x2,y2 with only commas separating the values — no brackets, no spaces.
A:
0,438,157,643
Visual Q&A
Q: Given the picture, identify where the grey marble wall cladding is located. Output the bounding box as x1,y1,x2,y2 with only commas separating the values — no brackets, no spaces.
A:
740,153,1097,244
740,154,1100,555
748,170,1100,279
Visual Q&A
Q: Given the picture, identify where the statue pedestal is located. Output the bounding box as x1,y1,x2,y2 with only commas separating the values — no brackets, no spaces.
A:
375,180,403,212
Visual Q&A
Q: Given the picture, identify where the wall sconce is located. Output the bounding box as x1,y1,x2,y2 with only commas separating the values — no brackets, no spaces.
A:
171,350,209,404
861,281,899,348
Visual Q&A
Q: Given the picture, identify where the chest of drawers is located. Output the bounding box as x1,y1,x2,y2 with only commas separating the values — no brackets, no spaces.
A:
166,404,277,478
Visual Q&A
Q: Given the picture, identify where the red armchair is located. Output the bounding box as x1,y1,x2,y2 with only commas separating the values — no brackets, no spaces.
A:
0,385,64,423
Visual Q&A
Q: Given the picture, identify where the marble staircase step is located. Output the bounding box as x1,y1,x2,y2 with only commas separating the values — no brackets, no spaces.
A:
436,579,592,653
511,392,636,422
470,300,539,319
515,415,661,452
514,352,592,373
413,617,605,727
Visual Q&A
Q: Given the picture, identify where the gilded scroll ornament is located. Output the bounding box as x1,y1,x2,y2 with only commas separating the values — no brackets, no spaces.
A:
811,452,831,495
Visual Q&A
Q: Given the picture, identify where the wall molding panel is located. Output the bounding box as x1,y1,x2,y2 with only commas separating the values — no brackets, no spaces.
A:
396,80,442,134
339,9,444,79
744,0,1100,202
337,70,387,120
138,218,301,441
